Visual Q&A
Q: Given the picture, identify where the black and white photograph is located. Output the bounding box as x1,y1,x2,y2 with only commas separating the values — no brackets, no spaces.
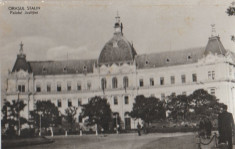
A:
1,0,235,148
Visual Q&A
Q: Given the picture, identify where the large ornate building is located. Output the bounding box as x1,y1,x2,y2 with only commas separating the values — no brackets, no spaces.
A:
5,15,235,129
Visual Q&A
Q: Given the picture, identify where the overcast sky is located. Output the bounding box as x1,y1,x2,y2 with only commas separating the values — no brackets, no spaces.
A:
0,0,235,95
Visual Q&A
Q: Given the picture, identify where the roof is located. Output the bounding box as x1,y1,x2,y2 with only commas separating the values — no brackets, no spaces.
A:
12,54,32,72
29,59,97,75
136,47,205,69
204,36,227,56
98,32,137,64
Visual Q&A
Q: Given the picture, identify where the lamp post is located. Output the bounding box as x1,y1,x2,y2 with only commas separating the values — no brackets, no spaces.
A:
28,92,32,128
38,111,43,136
116,114,119,134
17,91,21,136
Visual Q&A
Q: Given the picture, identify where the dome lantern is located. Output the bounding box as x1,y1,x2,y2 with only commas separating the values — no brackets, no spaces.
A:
114,12,123,34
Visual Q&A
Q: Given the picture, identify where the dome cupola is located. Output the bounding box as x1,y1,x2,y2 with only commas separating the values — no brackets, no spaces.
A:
98,14,137,65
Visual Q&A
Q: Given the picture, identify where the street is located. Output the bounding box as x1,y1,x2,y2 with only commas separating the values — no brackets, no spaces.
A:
14,132,196,149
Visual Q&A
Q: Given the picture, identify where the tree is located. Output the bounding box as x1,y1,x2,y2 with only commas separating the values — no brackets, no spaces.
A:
130,95,166,126
64,106,78,131
30,101,61,131
1,100,27,137
167,94,191,121
227,2,235,16
226,2,235,41
80,96,112,131
188,89,224,121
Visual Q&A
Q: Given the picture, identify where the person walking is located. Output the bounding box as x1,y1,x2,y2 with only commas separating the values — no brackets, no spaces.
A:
218,105,235,149
137,122,141,136
204,117,212,139
199,117,205,138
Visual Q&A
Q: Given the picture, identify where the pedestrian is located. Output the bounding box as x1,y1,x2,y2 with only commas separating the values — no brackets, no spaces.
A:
101,127,104,136
199,117,205,138
204,116,212,138
137,122,141,136
116,124,120,134
218,105,235,149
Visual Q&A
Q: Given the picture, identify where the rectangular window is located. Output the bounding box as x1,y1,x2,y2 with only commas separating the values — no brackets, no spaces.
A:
18,85,25,92
57,99,62,107
192,73,197,82
181,75,186,83
208,71,212,79
160,77,164,85
161,93,165,100
18,85,22,92
22,85,25,92
124,96,129,104
210,89,215,95
139,79,144,87
171,76,175,84
77,82,82,91
68,99,72,107
150,78,154,86
78,99,82,106
47,84,51,92
87,81,91,90
212,71,215,80
57,83,61,92
78,116,83,123
36,84,41,92
67,82,71,91
114,97,118,105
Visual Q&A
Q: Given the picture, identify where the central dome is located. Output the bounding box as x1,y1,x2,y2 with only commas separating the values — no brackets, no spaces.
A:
98,15,137,65
98,33,137,65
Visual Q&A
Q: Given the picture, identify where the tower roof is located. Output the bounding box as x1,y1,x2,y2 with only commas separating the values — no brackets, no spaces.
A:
204,36,227,56
12,42,32,72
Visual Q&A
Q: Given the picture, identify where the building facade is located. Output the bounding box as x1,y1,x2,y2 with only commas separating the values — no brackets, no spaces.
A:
5,15,235,129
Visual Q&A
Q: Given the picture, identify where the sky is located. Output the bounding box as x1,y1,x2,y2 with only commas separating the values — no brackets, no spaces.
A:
0,0,235,98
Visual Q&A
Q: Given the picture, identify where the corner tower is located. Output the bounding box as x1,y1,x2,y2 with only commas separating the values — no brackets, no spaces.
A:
12,42,32,72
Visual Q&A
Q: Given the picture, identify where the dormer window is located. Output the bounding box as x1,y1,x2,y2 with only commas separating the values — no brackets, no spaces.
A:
166,58,170,62
187,55,192,60
83,66,87,70
113,41,118,47
42,67,46,73
63,67,67,72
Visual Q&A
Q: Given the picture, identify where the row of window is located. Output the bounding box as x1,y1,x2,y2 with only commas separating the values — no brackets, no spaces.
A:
36,81,88,92
18,72,215,93
55,99,82,108
159,88,215,100
139,74,197,87
113,96,129,105
45,96,129,108
101,76,129,89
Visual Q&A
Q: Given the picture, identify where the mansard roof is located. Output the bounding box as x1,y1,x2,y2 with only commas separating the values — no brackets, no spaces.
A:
98,32,137,65
29,59,97,75
12,54,32,72
135,47,205,69
204,36,227,56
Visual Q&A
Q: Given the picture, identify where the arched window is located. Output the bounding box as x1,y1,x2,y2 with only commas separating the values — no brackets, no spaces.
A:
123,76,129,88
101,78,107,90
112,77,118,88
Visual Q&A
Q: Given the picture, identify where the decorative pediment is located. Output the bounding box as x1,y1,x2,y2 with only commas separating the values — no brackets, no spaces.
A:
197,52,228,65
120,63,134,73
16,69,29,78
